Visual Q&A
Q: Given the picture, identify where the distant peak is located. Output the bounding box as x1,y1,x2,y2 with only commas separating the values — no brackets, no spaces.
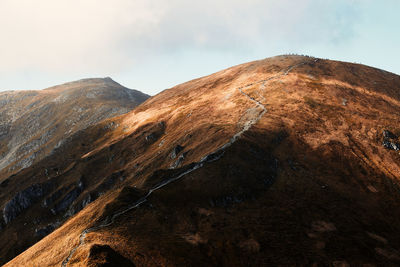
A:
102,77,123,86
73,77,117,84
103,77,114,82
273,54,318,60
43,77,123,90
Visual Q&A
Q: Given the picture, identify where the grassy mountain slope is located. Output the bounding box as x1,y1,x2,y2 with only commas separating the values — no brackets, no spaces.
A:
4,56,400,266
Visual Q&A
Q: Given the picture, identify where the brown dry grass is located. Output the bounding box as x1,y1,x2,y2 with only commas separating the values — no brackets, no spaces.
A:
4,55,400,266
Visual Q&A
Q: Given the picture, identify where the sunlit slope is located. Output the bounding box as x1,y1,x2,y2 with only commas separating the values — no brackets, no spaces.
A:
5,55,400,266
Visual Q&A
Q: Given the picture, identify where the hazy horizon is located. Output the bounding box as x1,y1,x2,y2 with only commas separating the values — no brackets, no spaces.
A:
1,0,399,95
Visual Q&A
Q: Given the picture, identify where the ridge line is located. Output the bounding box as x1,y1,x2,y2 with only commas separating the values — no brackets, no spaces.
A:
60,58,314,266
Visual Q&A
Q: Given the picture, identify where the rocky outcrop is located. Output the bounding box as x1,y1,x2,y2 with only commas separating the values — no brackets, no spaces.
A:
383,130,398,139
94,171,125,194
382,130,400,151
42,186,71,208
170,145,184,159
3,183,48,224
170,152,187,169
144,122,166,144
74,171,126,212
50,181,84,215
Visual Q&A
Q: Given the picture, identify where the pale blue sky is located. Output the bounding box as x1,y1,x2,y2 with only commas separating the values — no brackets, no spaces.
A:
0,0,399,95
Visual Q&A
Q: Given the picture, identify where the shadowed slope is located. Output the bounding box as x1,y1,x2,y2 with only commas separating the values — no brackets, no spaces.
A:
4,55,400,266
85,244,135,267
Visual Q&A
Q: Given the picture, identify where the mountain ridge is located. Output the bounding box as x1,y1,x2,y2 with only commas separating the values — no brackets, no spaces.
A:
2,55,400,266
0,78,149,179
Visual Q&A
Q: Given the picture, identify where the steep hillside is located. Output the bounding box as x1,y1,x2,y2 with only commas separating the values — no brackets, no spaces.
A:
0,77,149,178
4,55,400,266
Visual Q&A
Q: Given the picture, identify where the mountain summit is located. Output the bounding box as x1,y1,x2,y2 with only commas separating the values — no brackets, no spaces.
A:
0,78,149,179
2,55,400,266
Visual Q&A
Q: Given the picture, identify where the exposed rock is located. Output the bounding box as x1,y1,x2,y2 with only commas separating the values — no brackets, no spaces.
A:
383,140,400,151
382,130,400,151
383,130,397,139
50,181,83,215
81,193,94,209
3,183,47,224
158,139,165,147
170,152,187,169
144,121,166,143
42,186,71,208
201,149,225,163
145,133,153,141
78,171,125,212
104,122,118,131
145,132,159,142
96,171,124,193
170,145,184,159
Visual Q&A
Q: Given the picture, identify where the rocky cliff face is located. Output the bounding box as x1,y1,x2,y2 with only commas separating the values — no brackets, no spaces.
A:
3,183,47,224
3,56,400,266
0,78,149,177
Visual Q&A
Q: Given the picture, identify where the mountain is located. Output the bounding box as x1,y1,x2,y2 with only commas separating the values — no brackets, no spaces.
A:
3,55,400,266
0,77,149,264
0,77,149,178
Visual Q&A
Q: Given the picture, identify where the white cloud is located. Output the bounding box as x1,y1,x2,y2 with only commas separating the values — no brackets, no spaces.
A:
0,0,163,72
0,0,361,75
